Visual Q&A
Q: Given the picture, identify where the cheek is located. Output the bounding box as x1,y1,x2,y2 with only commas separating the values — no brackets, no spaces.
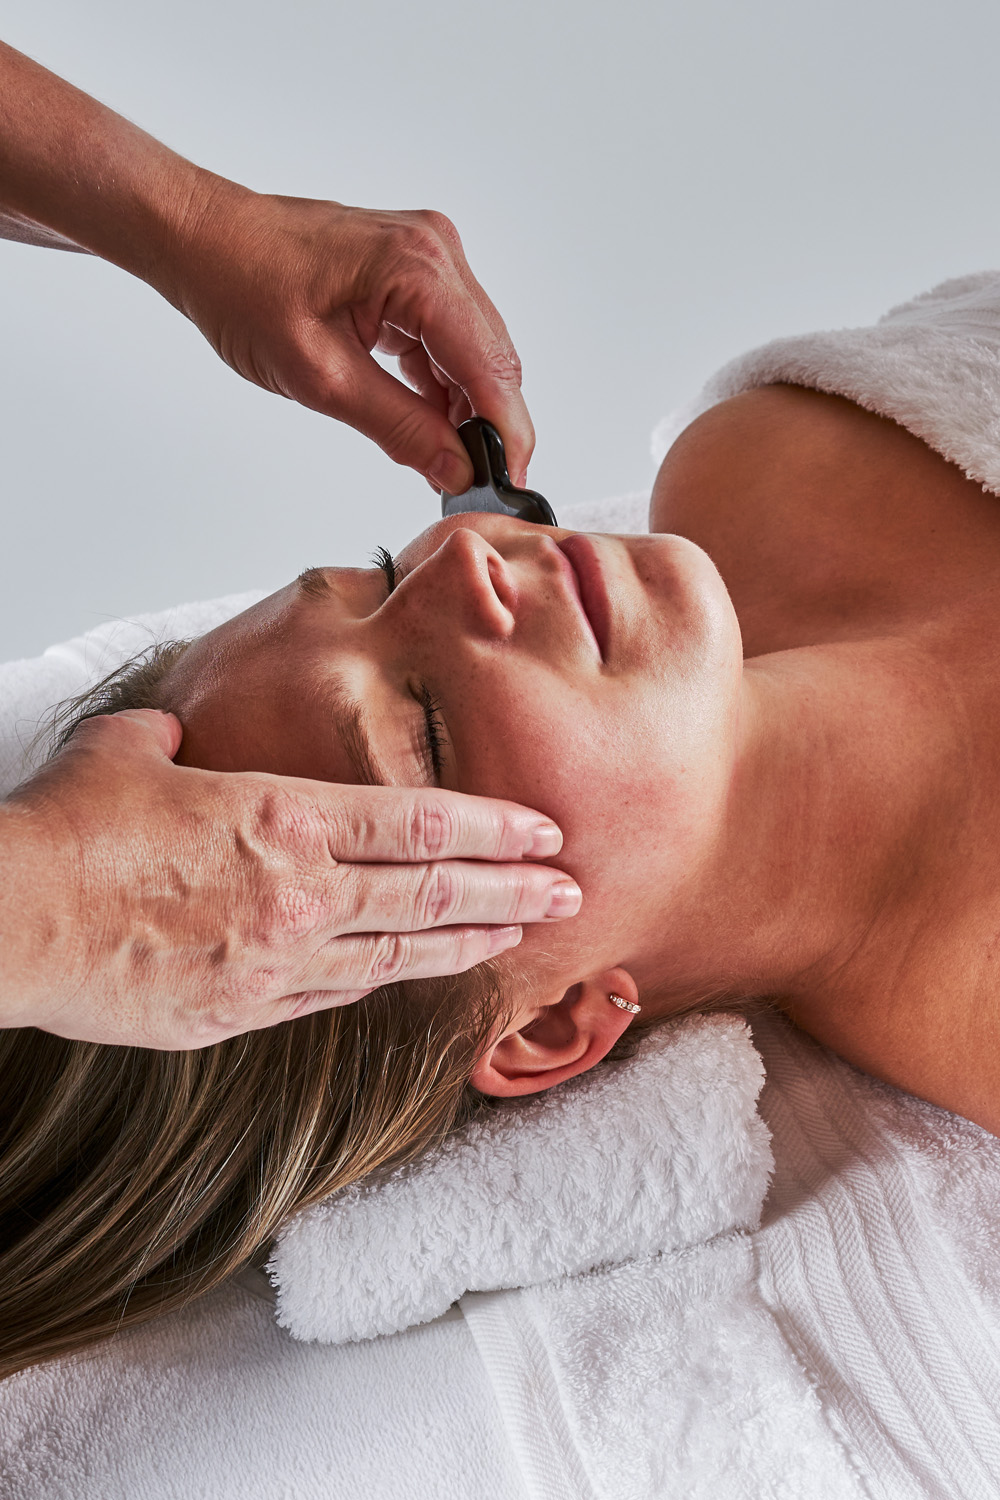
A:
450,672,675,887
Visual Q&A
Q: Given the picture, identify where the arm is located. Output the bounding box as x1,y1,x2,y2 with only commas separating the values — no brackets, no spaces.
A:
0,40,534,489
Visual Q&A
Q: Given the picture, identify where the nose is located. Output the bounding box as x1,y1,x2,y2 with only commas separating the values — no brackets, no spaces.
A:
422,527,516,640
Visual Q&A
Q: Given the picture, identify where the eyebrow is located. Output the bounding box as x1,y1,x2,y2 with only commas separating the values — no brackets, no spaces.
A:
329,671,391,787
296,566,333,601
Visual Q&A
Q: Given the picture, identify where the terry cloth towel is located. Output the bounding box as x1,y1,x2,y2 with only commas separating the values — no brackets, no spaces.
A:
652,270,1000,496
270,1014,773,1344
455,1010,1000,1500
8,1011,1000,1500
749,1010,1000,1500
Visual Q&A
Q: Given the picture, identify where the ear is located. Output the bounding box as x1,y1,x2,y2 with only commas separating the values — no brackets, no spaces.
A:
470,968,641,1098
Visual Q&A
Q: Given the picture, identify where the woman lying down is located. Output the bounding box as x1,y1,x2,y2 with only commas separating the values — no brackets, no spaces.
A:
4,271,1000,1379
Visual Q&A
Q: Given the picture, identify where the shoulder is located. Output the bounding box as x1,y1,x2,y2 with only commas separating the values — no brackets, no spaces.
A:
651,383,1000,657
650,383,931,539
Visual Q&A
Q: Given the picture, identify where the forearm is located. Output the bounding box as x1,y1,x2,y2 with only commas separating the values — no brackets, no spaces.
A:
0,40,235,298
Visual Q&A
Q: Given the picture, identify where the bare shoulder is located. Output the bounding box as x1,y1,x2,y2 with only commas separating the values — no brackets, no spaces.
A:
651,384,1000,655
651,383,963,540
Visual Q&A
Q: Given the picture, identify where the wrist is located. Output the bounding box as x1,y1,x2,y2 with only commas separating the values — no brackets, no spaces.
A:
140,169,259,315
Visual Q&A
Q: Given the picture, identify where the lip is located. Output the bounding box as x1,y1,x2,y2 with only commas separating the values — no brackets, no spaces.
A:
547,539,601,659
556,535,610,661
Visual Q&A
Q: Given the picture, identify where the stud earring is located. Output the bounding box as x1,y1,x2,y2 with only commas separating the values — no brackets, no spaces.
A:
609,993,641,1015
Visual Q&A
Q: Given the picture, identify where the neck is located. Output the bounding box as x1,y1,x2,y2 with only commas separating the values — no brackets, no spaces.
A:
634,635,963,1022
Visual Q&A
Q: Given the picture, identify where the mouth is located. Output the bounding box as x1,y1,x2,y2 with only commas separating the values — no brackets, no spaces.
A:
556,535,610,661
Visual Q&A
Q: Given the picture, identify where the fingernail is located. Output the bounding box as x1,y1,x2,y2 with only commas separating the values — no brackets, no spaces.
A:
488,924,522,954
546,879,582,918
429,451,470,495
526,821,562,857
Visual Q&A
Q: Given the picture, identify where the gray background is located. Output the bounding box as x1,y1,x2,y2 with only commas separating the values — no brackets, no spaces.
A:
2,0,999,661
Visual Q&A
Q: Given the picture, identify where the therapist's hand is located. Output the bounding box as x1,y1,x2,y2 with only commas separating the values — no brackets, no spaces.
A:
0,42,534,490
158,189,535,493
0,710,578,1051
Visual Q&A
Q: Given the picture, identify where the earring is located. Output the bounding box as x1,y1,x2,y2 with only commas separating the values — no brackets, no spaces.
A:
609,993,641,1015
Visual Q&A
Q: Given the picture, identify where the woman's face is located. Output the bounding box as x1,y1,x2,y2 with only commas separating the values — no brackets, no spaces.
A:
170,515,744,990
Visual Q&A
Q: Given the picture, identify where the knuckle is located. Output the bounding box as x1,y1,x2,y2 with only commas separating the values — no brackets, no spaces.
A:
186,1010,237,1048
367,932,411,986
253,785,322,850
396,219,453,276
414,208,461,248
480,343,523,390
501,874,532,924
405,799,458,859
253,880,329,944
415,864,461,927
235,967,282,1006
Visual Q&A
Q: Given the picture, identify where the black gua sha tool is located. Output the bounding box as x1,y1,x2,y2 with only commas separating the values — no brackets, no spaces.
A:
440,417,558,526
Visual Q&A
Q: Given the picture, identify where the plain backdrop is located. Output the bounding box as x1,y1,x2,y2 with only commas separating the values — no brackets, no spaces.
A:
3,0,1000,660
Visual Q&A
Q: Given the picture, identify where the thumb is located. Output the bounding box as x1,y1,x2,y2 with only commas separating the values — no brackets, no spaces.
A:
70,708,184,762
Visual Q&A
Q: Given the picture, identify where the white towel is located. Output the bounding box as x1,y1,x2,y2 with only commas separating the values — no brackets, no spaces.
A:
751,1011,1000,1500
460,1232,863,1500
271,1014,773,1344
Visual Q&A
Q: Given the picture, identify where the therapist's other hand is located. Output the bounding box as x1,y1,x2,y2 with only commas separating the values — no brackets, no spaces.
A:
0,709,576,1050
158,188,535,491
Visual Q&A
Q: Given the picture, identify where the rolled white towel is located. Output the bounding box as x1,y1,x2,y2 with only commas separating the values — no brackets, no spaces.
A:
269,1013,773,1345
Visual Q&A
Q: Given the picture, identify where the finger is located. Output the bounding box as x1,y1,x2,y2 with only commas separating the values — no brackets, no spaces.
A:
309,783,564,863
397,344,451,415
291,921,526,997
397,347,474,431
64,707,183,762
324,856,582,937
385,278,535,488
408,209,516,358
407,288,536,486
314,337,474,493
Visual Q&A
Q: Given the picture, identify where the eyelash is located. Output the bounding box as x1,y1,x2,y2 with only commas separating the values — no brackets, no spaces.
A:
372,545,447,781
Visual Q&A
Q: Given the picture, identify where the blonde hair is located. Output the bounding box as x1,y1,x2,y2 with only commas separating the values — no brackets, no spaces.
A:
0,644,510,1379
0,973,504,1380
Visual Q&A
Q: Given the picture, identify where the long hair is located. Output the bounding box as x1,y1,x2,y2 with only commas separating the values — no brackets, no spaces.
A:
0,968,506,1380
0,644,509,1379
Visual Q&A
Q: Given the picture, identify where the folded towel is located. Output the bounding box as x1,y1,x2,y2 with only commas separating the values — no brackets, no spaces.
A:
270,1014,772,1344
